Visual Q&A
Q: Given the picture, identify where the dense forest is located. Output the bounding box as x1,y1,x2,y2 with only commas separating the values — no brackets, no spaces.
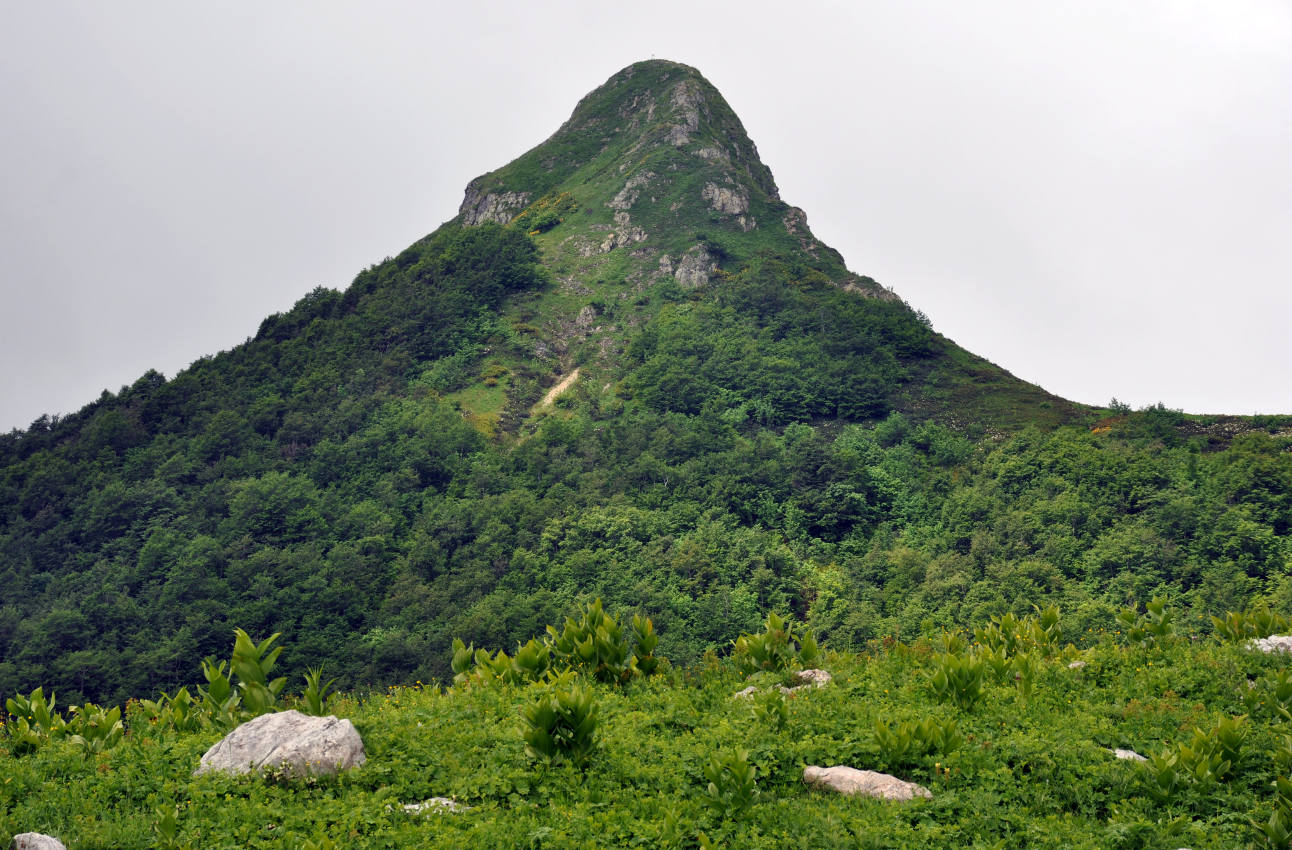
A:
2,217,1287,707
1,59,1289,711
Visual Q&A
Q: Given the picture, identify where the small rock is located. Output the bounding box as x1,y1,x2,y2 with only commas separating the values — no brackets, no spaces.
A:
1113,748,1147,762
803,765,932,801
10,835,66,850
789,669,832,689
1067,661,1088,670
403,797,470,814
732,685,759,700
1249,635,1292,654
196,710,366,778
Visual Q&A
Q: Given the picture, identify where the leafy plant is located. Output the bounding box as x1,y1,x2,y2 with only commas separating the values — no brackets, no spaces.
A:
701,747,759,819
301,667,338,717
731,612,819,676
231,628,287,717
4,687,67,754
67,702,124,753
929,650,986,710
631,614,663,677
1213,604,1292,642
873,716,961,765
197,657,242,728
153,803,182,849
520,673,599,767
1139,750,1185,803
1252,776,1292,849
750,687,789,732
1117,597,1175,646
140,686,204,733
547,599,635,685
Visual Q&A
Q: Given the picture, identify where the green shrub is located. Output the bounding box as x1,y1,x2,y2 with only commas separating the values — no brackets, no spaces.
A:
1117,597,1175,646
547,599,635,685
701,747,759,819
1213,604,1292,642
929,649,986,710
4,687,67,754
520,672,599,767
731,612,820,676
873,716,961,766
231,628,287,717
67,702,124,753
300,668,338,717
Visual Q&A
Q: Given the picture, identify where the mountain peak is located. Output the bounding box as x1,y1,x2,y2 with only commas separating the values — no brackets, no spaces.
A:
457,59,890,301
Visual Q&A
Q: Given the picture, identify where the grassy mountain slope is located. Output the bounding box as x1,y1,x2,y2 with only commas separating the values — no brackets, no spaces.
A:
0,60,1289,710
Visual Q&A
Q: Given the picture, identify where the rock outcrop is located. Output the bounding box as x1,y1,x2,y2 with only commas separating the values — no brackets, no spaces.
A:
803,766,932,801
1113,748,1147,762
459,180,530,226
673,245,716,288
196,710,366,778
701,181,749,216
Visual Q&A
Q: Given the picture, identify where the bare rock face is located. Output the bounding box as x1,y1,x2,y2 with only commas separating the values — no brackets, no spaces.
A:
674,245,716,288
608,171,655,211
196,710,366,778
803,765,932,801
667,79,703,146
459,179,531,226
701,181,749,216
9,835,66,850
1250,635,1292,654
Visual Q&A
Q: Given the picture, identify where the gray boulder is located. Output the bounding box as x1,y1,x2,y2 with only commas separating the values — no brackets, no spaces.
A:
1113,748,1148,762
1249,635,1292,654
196,710,365,778
803,765,932,801
10,835,66,850
788,669,832,689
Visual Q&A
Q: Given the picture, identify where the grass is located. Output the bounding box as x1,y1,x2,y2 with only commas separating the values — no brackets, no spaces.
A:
4,615,1289,849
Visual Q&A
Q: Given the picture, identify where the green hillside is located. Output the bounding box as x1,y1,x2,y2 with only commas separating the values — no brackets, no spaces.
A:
1,59,1289,715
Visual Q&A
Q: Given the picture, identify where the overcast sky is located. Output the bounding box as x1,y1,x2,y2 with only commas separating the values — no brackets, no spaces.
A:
3,1,1290,432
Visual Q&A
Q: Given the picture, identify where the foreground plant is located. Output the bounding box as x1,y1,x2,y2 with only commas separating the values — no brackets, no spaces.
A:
702,747,759,819
731,612,819,676
521,672,599,768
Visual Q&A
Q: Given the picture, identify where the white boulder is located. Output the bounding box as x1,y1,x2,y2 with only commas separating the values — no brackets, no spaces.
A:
1249,635,1292,654
10,835,66,850
196,710,365,778
803,765,932,801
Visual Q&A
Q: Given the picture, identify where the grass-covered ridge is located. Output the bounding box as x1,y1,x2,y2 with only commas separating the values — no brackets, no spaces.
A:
4,602,1292,848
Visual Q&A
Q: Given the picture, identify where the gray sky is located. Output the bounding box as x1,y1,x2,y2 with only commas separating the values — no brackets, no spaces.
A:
3,1,1290,432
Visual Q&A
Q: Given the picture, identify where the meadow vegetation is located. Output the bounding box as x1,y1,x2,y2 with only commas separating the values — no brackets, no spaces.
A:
4,601,1292,848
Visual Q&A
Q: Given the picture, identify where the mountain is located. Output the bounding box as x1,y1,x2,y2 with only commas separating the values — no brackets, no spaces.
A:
447,59,1084,432
1,60,1289,707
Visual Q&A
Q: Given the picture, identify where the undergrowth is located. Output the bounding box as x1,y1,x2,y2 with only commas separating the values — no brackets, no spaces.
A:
2,602,1291,848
